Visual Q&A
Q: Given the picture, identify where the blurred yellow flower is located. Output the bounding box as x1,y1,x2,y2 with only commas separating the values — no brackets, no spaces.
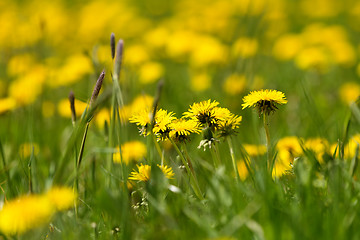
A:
7,53,36,77
113,141,147,164
165,30,197,59
190,36,228,67
243,144,267,156
237,160,250,181
8,66,46,105
0,194,54,235
304,138,329,164
125,45,150,66
232,37,258,58
0,98,16,114
273,34,303,60
95,108,110,129
46,187,76,211
58,98,88,118
223,74,246,95
339,82,360,105
139,62,164,84
51,54,93,87
295,47,329,71
19,143,40,159
190,72,211,92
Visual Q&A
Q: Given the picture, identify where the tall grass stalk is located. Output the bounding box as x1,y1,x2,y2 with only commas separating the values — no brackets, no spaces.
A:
169,138,203,200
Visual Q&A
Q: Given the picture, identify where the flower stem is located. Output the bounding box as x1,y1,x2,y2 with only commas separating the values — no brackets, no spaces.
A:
151,133,164,165
169,138,203,200
263,113,272,174
227,137,239,182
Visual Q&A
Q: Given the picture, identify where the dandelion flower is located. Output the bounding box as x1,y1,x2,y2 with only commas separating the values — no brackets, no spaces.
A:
46,186,76,211
0,195,54,235
212,107,242,137
128,164,175,182
130,108,175,138
129,164,151,182
152,109,176,140
242,89,287,115
113,141,147,164
169,118,201,142
183,99,219,126
158,164,175,179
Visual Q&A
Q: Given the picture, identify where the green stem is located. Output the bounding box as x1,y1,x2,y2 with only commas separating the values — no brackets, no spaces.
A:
0,139,14,197
152,134,164,165
210,146,220,169
227,137,239,182
263,113,272,174
77,122,90,169
169,138,203,200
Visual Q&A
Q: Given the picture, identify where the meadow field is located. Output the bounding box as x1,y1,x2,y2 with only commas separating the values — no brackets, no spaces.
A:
1,0,360,239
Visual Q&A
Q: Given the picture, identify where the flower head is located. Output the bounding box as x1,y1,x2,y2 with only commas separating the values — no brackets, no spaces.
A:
46,186,76,211
242,89,287,115
212,107,242,138
128,164,175,182
152,109,176,140
169,118,201,142
113,141,147,164
0,195,54,235
130,108,175,139
183,99,219,127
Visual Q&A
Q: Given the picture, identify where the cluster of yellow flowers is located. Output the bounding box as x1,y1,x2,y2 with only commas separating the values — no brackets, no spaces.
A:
0,186,76,235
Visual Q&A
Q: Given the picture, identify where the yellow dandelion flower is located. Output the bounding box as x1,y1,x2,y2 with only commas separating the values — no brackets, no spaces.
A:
113,141,147,164
237,160,250,181
153,109,176,140
243,144,267,156
0,98,16,114
128,164,174,182
276,136,303,158
183,99,220,126
57,98,88,118
212,107,242,137
95,108,110,129
129,164,151,182
169,118,201,142
138,62,164,84
242,89,287,115
46,186,76,211
304,138,329,164
0,194,54,235
223,74,246,96
130,108,175,138
339,82,360,105
158,164,175,179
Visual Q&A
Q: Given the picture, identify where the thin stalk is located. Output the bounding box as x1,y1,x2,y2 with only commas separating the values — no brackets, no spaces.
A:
77,122,90,169
0,139,14,197
169,138,203,200
181,143,196,176
227,137,239,182
263,113,272,173
210,146,220,169
151,134,164,165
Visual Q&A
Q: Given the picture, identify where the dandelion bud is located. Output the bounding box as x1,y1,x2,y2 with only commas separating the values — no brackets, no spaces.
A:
68,91,76,124
90,70,105,105
110,33,115,60
114,39,124,79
